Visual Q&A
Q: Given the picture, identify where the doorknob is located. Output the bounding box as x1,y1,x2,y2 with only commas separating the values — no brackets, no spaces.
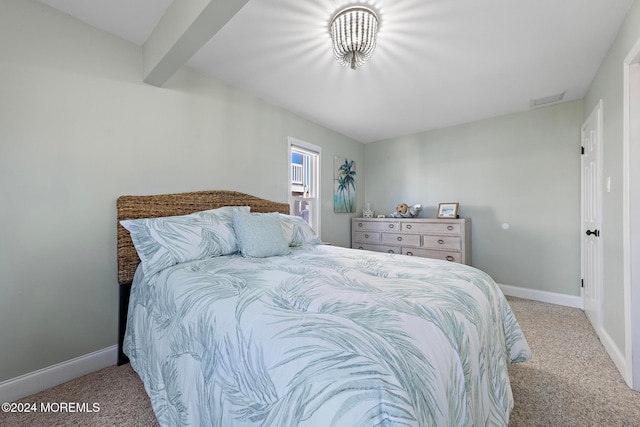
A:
586,229,600,237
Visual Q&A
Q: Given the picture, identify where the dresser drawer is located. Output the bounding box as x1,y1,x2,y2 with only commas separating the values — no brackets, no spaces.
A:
403,248,461,263
353,220,401,232
381,233,421,247
402,222,461,235
353,231,381,244
422,235,461,251
354,243,401,254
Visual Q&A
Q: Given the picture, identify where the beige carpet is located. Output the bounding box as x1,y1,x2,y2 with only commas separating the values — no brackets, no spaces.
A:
507,297,640,426
2,297,639,426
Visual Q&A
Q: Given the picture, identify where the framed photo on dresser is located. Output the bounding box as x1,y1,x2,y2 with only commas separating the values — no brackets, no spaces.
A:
437,202,459,218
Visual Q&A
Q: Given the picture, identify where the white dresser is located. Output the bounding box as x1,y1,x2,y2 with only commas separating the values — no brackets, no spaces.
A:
351,217,471,265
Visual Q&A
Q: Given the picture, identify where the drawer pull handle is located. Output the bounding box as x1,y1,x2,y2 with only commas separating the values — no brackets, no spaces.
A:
406,224,412,229
397,236,403,241
438,239,445,244
389,224,395,228
406,251,413,256
447,225,454,231
364,234,369,239
388,249,395,254
446,255,455,261
358,223,363,227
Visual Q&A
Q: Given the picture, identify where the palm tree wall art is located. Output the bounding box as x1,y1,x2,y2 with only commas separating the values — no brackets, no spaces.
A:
334,157,356,213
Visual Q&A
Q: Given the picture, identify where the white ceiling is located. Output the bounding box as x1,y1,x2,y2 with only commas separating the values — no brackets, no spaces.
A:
36,0,634,143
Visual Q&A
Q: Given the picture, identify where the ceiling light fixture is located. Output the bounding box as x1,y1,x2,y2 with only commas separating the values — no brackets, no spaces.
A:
330,6,378,70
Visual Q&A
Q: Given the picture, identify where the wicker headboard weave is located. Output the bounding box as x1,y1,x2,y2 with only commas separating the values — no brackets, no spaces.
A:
116,190,290,285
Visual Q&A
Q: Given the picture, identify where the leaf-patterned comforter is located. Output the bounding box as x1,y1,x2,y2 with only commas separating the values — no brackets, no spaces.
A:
124,244,531,427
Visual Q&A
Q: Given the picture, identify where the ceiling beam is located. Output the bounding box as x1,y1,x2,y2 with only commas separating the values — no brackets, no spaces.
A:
142,0,249,87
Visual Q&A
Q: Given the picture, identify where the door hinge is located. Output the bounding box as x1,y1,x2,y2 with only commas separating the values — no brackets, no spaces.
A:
581,279,584,288
581,146,585,155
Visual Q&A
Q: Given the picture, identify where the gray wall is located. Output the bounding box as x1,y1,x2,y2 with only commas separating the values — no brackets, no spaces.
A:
365,101,583,295
583,0,640,358
0,0,364,382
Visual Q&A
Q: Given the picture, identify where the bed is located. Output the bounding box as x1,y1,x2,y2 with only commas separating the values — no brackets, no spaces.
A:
117,190,531,427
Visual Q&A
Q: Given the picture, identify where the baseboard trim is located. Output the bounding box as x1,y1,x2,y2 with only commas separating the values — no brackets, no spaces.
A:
0,345,117,403
598,326,628,381
498,283,583,309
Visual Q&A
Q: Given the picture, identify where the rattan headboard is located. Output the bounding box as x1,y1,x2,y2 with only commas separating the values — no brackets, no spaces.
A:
116,190,290,285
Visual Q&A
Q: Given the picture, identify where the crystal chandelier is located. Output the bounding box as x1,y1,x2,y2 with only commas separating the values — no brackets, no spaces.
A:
330,6,379,70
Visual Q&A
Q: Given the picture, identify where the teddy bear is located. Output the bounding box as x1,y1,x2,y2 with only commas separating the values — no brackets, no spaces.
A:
396,203,409,215
390,203,421,218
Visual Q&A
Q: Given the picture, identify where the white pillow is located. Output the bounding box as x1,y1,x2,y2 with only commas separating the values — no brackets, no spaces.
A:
279,214,322,246
121,206,249,278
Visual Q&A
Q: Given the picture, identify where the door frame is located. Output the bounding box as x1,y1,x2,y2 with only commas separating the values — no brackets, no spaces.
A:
581,99,604,331
623,38,640,391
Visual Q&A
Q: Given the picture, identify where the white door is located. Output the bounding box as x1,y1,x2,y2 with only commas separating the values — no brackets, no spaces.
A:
581,100,603,329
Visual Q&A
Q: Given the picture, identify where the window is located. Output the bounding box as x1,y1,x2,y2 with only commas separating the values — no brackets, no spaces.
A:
288,137,321,237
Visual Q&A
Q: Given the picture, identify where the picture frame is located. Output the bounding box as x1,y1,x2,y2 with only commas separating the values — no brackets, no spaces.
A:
437,202,459,219
334,156,356,213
